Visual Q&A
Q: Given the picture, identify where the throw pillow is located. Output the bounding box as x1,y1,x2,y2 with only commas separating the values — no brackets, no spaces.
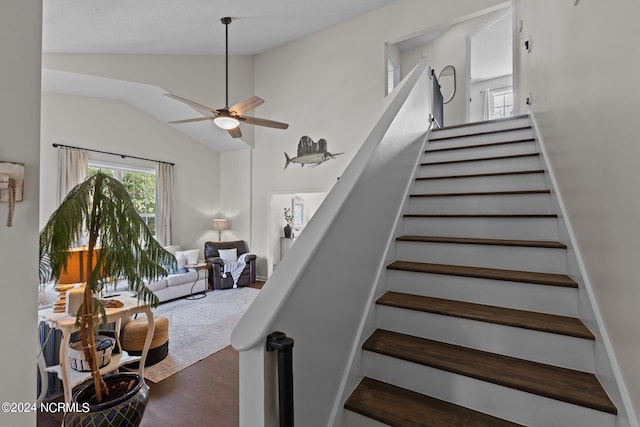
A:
218,248,238,262
174,251,188,274
184,249,200,265
163,245,182,273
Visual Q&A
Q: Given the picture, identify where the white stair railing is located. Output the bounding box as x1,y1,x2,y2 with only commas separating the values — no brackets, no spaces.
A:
231,60,434,427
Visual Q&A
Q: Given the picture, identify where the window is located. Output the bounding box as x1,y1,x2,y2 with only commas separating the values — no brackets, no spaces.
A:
386,46,401,96
492,88,514,119
88,162,156,235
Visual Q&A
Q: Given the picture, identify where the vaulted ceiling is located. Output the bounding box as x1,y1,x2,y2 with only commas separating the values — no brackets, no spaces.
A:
42,0,397,151
43,0,396,55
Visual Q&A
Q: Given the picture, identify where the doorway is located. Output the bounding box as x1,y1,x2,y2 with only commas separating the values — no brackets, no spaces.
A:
467,7,514,123
267,191,328,277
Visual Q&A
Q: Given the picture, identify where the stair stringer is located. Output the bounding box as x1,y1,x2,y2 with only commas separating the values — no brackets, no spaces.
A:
530,112,637,427
327,131,431,427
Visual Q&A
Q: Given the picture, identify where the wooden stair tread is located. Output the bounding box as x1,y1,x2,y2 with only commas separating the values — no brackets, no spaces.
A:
416,169,545,181
429,125,532,141
363,330,617,415
422,152,539,166
345,377,524,427
387,261,577,288
410,189,550,198
396,235,567,249
377,291,593,339
426,138,535,153
431,115,530,132
404,213,558,218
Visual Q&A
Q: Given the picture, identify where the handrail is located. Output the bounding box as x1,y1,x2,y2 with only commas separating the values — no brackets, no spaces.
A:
231,59,433,426
266,332,295,427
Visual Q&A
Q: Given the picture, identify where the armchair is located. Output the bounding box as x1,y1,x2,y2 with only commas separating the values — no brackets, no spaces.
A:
204,240,257,290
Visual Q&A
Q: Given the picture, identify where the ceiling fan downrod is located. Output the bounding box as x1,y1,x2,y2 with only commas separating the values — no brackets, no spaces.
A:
221,17,232,109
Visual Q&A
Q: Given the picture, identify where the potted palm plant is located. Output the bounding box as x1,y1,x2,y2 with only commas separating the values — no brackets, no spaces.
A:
39,172,175,426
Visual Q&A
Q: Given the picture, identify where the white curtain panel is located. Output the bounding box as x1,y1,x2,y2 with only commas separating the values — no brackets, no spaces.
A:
156,162,174,246
482,88,492,121
57,146,87,204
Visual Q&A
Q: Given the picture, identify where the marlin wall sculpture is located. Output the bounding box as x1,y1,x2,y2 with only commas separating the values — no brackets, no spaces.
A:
284,136,343,169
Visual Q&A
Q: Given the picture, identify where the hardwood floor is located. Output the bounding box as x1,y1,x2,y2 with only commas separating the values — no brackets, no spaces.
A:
38,281,263,427
38,346,241,427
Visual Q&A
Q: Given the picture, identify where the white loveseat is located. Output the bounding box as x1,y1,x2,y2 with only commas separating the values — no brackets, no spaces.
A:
38,245,207,307
122,245,207,303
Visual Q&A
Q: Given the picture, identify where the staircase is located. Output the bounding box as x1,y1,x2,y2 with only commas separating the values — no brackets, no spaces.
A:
342,116,619,426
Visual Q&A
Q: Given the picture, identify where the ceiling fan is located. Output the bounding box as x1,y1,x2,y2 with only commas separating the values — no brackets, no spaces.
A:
164,17,289,139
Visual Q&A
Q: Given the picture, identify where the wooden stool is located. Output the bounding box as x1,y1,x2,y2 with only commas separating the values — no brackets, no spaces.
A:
122,315,169,367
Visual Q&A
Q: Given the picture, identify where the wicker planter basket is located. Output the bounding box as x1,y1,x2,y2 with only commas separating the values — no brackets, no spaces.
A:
68,335,115,372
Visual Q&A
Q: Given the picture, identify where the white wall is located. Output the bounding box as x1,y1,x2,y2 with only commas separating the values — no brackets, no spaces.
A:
0,1,41,426
219,148,252,243
40,93,220,255
247,0,507,277
516,0,640,418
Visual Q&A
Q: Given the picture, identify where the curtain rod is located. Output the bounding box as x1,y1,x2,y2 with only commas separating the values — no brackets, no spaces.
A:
52,143,175,166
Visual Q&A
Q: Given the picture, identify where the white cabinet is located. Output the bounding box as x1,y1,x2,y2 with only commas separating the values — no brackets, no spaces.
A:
280,237,295,261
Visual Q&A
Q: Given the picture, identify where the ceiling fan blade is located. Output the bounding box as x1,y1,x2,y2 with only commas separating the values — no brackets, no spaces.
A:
227,126,242,138
164,93,218,113
229,96,265,115
240,115,289,129
169,116,215,124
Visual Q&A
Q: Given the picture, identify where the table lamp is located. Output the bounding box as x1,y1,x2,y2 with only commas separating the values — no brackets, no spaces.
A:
212,219,228,242
53,247,101,314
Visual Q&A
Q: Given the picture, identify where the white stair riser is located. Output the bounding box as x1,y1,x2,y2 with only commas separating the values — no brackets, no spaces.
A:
363,353,615,427
430,118,531,140
413,172,547,193
402,216,559,240
386,269,579,317
394,241,567,273
417,155,542,177
376,306,595,372
341,410,388,427
424,141,537,163
408,193,553,215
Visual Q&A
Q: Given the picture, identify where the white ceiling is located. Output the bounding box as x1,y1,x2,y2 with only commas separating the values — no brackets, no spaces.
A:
42,0,397,55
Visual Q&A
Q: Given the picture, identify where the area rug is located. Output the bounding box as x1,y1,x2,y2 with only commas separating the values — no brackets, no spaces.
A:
140,287,259,383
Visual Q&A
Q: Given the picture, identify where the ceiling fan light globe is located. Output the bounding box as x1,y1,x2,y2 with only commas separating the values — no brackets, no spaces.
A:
214,116,240,130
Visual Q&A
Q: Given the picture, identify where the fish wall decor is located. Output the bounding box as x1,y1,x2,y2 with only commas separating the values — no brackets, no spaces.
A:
284,136,343,169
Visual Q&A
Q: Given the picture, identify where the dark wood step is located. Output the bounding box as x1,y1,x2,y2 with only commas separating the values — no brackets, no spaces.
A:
345,377,524,427
404,213,557,218
416,169,545,181
427,138,535,153
387,261,577,288
429,125,532,142
410,189,550,198
421,152,539,167
363,330,617,415
396,235,567,249
377,291,593,339
431,115,530,133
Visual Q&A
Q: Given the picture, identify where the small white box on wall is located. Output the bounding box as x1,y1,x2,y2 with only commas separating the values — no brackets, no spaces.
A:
0,161,24,201
0,173,9,190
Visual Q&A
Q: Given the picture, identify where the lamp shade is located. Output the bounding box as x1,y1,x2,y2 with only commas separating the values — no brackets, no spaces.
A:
57,247,103,284
212,219,229,231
